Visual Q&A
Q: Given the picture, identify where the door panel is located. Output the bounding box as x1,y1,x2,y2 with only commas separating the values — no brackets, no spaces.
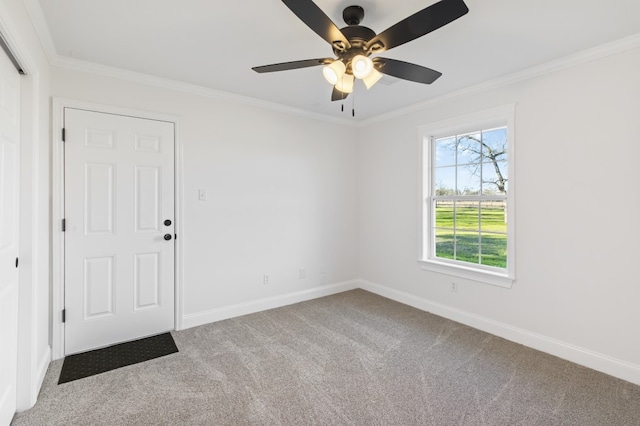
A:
135,166,160,231
84,162,115,235
0,47,20,425
83,256,115,318
134,252,160,309
64,108,175,355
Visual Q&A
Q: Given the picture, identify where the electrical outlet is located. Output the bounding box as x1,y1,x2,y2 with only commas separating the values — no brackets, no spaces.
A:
198,189,207,201
451,282,457,293
263,274,270,285
299,268,306,279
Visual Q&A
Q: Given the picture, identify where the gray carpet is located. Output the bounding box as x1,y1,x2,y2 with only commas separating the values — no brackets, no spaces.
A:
12,290,640,425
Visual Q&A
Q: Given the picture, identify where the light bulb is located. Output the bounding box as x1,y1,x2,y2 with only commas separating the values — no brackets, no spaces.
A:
335,73,354,93
352,55,374,79
322,61,346,85
363,68,383,89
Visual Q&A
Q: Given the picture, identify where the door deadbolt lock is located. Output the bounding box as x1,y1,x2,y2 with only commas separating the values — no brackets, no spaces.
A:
164,219,172,226
164,234,172,241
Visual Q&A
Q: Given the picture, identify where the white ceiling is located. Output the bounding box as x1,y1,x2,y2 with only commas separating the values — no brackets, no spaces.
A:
37,0,640,120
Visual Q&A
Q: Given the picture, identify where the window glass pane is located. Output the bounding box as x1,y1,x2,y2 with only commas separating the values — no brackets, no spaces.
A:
481,162,508,195
457,165,480,195
426,121,510,273
481,232,507,268
434,166,455,196
500,162,509,192
456,232,479,264
434,137,456,167
434,200,454,229
455,201,479,231
435,228,455,260
457,133,482,166
481,201,507,234
482,127,507,162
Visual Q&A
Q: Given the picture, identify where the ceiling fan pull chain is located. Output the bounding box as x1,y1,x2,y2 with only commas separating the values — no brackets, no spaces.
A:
352,89,355,117
340,75,345,112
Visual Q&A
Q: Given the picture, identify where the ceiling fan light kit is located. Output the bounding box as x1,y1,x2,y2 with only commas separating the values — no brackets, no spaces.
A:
252,0,469,111
322,60,346,85
335,73,355,93
362,68,383,89
351,55,374,79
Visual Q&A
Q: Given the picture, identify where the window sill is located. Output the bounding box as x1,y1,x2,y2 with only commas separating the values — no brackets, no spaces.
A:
418,259,514,288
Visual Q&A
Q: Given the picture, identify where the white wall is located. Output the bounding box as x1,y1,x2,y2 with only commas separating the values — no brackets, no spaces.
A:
0,0,51,411
358,46,640,383
50,67,359,326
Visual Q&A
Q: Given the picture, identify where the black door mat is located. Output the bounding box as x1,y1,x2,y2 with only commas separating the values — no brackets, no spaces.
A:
59,332,178,384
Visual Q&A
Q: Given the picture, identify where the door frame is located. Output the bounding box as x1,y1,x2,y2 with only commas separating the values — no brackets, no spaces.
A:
52,98,184,360
0,2,52,411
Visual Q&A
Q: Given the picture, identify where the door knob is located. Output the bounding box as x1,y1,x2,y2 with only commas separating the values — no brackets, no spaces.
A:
164,219,172,226
164,234,172,241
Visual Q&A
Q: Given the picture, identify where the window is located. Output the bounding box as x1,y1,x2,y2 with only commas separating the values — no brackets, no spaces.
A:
420,106,515,287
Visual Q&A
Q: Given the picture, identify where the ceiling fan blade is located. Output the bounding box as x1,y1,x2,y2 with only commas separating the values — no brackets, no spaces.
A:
331,86,350,101
252,58,332,73
374,58,442,84
366,0,468,53
282,0,351,50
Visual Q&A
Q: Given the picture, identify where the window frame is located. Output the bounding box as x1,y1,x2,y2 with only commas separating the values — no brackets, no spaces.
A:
419,105,516,288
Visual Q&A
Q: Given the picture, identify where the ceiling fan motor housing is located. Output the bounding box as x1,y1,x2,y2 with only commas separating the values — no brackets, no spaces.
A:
333,25,377,72
331,5,385,73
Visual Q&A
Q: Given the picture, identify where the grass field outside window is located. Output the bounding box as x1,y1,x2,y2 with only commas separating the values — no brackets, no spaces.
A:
434,202,507,268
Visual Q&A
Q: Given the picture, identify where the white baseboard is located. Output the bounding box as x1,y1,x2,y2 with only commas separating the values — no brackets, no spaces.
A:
359,279,640,386
34,346,50,400
16,345,51,412
181,280,359,330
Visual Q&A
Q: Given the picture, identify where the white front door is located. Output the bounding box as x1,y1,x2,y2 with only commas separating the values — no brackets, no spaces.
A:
64,108,175,355
0,47,20,425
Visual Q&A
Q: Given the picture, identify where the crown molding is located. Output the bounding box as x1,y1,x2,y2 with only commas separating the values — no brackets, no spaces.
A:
357,32,640,127
22,0,57,63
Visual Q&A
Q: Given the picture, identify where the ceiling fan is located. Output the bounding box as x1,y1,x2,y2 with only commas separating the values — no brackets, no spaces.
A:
252,0,469,103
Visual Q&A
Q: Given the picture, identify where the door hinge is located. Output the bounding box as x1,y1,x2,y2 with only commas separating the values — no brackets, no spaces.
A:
62,309,66,323
62,218,66,232
15,257,19,268
62,128,66,142
175,234,177,240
